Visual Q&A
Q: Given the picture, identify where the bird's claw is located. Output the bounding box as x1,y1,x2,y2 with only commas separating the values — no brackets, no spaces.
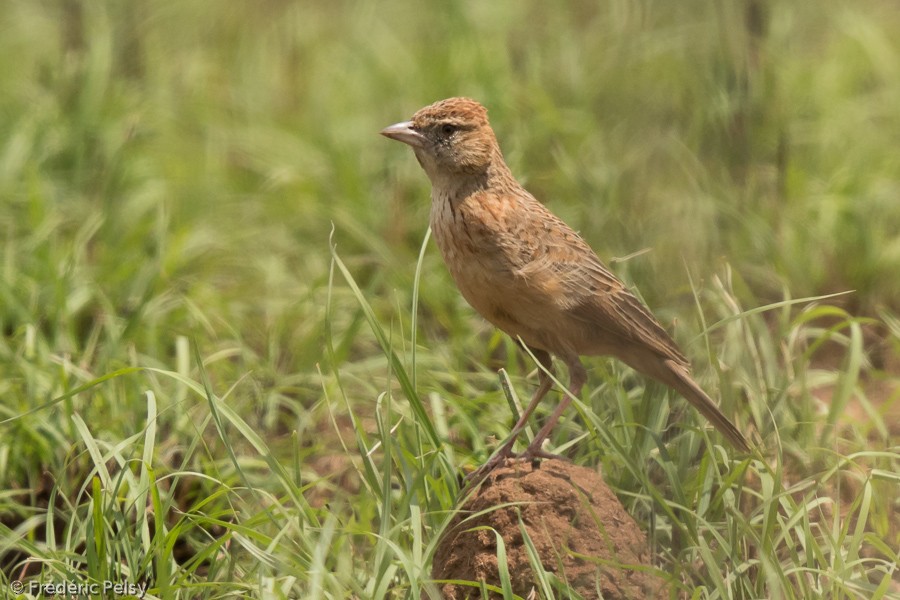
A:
464,450,513,484
518,446,566,463
464,445,567,488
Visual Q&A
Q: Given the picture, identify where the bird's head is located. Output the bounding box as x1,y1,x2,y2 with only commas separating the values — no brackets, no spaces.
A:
381,97,500,183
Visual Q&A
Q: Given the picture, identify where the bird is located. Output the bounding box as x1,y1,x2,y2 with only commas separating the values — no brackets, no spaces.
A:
381,97,751,476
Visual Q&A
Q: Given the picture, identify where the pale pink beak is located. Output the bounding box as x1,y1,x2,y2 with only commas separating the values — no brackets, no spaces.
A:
380,121,426,148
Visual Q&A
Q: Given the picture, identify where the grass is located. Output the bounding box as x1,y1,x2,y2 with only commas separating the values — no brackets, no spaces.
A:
1,0,899,598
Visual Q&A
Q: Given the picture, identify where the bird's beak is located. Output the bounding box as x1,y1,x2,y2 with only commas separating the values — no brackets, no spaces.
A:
380,121,426,148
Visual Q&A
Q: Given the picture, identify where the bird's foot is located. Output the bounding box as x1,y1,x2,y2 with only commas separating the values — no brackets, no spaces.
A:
464,445,568,490
464,447,515,484
517,446,566,463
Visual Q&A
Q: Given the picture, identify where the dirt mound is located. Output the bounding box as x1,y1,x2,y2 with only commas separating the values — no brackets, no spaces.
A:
432,459,663,599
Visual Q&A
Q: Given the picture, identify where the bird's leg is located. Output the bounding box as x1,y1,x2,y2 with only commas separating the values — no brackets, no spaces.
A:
465,349,553,482
519,358,586,461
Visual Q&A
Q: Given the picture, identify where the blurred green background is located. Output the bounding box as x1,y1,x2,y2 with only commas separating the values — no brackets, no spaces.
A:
1,0,898,597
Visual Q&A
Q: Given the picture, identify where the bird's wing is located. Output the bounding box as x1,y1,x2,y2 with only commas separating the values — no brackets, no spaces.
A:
514,201,688,364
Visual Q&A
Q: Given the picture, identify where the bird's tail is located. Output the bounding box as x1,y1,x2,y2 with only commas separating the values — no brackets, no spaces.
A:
658,359,752,452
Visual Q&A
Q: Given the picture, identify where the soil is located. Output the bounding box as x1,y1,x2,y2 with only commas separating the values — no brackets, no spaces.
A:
431,459,664,599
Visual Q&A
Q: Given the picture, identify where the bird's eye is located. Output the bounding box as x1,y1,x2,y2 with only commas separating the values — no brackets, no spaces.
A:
441,124,457,137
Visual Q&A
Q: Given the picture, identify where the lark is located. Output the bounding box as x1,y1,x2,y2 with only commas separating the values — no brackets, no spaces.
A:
382,98,750,475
